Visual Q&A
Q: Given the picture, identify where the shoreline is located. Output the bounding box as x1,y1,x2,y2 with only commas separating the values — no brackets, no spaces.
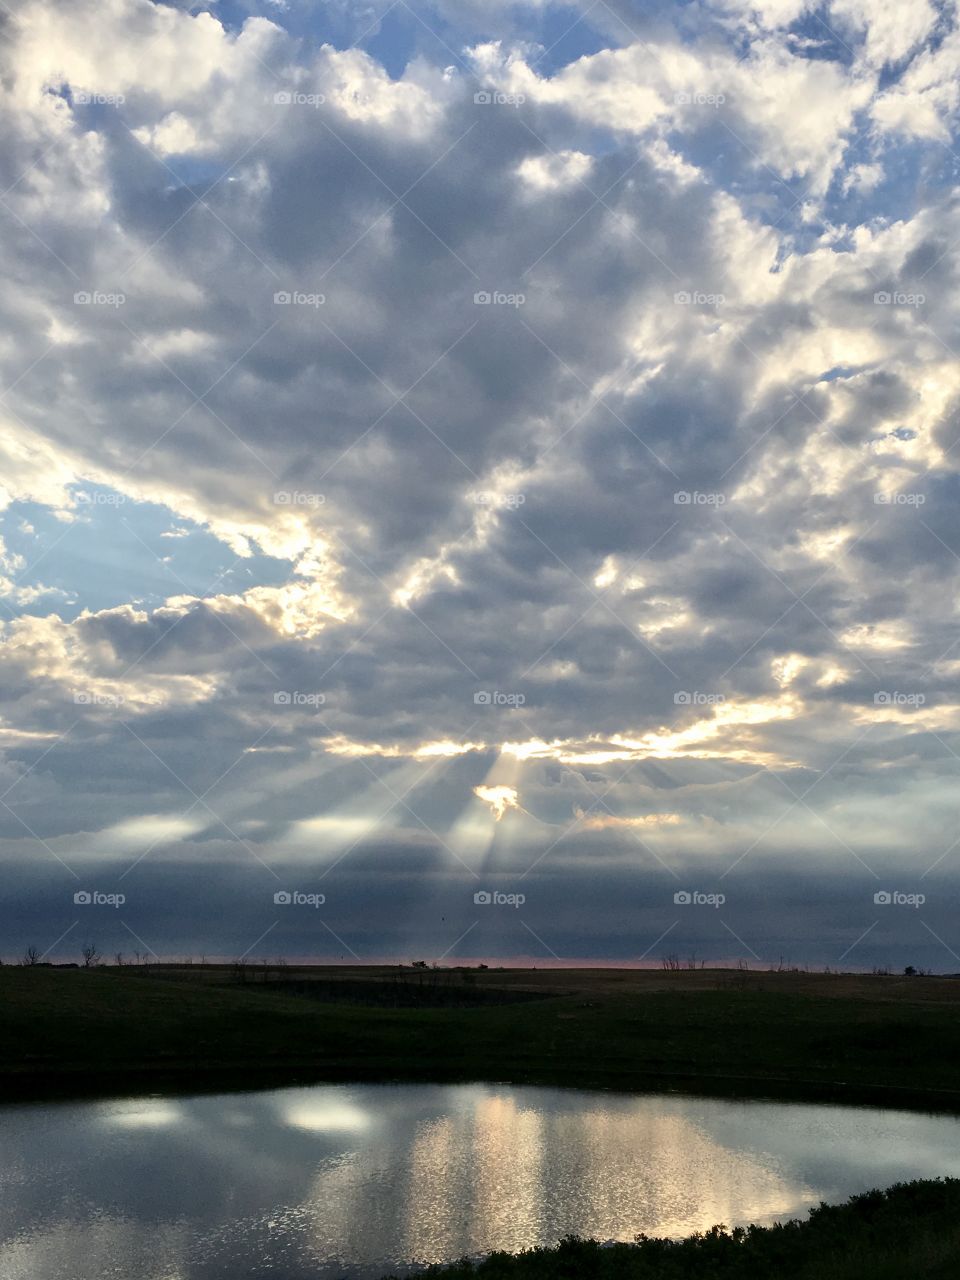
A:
375,1179,960,1280
5,1062,960,1114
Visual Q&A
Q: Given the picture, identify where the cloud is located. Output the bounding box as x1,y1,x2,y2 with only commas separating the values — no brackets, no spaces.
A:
0,0,959,965
467,31,875,196
473,784,520,820
575,808,682,830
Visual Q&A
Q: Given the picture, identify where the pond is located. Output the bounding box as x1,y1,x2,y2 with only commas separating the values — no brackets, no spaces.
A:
2,1082,959,1279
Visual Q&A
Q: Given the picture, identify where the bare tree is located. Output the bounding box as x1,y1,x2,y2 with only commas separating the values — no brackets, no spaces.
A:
81,942,101,968
114,951,124,966
20,945,40,967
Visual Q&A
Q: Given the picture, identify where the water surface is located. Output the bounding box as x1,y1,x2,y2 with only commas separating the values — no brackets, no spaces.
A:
2,1083,959,1279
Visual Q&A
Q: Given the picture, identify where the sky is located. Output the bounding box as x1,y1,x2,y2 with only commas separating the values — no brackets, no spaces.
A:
1,0,960,971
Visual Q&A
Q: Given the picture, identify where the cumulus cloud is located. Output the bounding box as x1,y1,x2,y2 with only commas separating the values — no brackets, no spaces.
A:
1,0,959,966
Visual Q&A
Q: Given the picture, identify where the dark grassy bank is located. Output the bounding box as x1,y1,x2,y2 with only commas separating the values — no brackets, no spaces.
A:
246,974,548,1008
378,1179,960,1280
4,964,960,1107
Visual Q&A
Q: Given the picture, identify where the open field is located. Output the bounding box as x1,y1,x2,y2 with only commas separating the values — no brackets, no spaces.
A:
3,964,960,1106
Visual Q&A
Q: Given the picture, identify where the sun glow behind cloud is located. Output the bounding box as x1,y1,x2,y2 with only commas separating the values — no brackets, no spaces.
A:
575,810,682,831
1,0,960,969
472,784,521,822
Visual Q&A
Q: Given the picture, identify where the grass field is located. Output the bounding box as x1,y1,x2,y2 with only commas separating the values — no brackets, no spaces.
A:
3,963,960,1107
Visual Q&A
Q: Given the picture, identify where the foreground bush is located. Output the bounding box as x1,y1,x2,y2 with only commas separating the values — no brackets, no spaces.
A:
383,1179,960,1280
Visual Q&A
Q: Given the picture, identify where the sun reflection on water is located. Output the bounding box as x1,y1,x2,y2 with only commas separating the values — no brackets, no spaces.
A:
303,1088,814,1269
5,1085,960,1280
